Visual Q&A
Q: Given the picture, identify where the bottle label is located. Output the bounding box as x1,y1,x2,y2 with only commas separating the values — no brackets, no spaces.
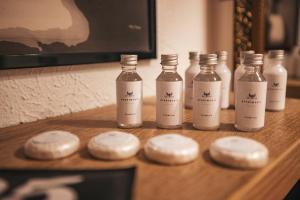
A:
185,73,194,108
116,81,142,125
218,72,231,109
156,81,183,126
193,81,221,128
265,74,287,110
235,81,267,129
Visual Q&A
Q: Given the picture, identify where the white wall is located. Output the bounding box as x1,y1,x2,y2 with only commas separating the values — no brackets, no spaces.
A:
0,0,208,128
207,0,234,70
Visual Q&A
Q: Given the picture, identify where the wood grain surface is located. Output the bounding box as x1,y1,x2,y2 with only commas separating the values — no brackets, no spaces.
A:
0,95,299,200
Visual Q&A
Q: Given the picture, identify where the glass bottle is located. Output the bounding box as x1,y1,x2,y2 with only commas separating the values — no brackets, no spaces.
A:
116,54,142,128
156,54,183,129
235,54,267,132
185,51,200,109
263,50,287,111
216,51,231,109
193,54,221,130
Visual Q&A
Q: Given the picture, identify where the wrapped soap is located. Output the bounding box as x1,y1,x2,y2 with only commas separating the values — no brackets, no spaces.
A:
88,131,140,160
144,134,199,165
25,130,80,160
209,136,269,169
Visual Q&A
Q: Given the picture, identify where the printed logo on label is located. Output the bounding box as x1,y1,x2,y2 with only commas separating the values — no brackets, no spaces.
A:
247,92,256,99
241,91,261,104
202,91,211,98
165,91,174,98
121,90,139,102
196,90,216,102
268,82,283,91
126,91,134,97
160,91,178,102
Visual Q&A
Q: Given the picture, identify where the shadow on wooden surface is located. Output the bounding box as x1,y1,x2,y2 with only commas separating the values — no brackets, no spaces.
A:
48,119,158,130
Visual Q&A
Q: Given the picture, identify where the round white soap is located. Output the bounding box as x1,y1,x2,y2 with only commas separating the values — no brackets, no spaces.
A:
209,136,269,169
24,130,80,160
88,131,140,160
144,134,199,165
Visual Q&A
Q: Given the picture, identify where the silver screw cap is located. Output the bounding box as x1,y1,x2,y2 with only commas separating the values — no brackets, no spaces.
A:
268,50,284,60
199,54,218,65
244,53,263,65
216,50,228,61
120,54,138,65
161,54,178,66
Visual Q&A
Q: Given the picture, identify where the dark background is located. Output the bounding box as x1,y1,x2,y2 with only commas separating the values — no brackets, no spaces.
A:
0,168,135,200
265,0,299,51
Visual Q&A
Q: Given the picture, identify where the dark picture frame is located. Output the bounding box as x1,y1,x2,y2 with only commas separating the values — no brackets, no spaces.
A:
0,0,156,70
264,0,299,51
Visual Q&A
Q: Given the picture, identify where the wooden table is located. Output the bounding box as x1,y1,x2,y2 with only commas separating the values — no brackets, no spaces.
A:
0,96,299,200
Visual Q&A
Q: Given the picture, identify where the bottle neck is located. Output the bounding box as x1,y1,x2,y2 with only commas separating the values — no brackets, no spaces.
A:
162,65,177,73
200,64,216,73
190,60,199,65
217,60,227,65
244,64,262,73
122,65,137,72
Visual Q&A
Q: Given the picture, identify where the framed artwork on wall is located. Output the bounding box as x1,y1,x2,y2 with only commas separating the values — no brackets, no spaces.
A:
0,0,156,69
265,0,299,51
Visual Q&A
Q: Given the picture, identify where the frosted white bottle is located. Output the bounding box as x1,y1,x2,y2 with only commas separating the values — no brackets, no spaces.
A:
185,52,200,109
234,50,255,92
235,54,267,132
156,54,183,129
263,50,287,111
234,50,255,107
216,51,231,109
116,55,142,128
193,54,221,130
